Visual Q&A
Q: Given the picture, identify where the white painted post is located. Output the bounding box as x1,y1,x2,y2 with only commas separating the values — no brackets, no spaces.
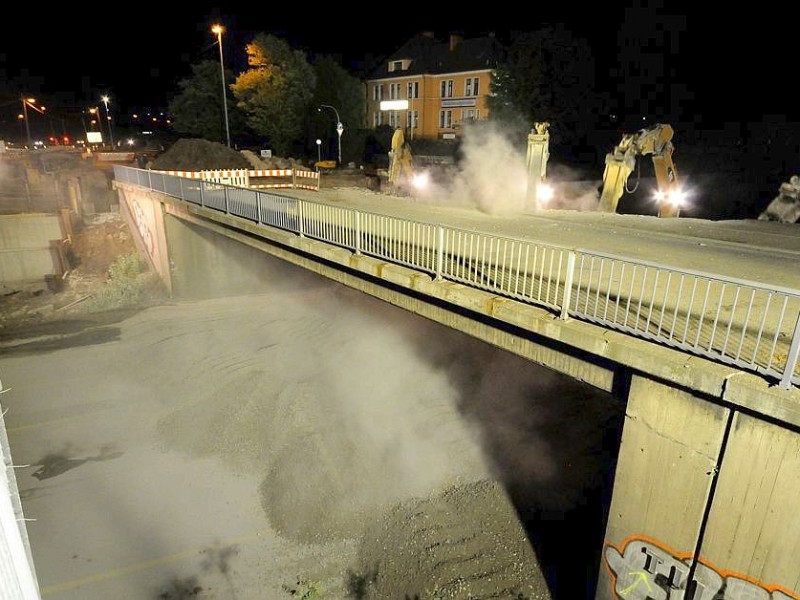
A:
560,250,577,320
780,313,800,389
435,226,444,280
354,211,361,255
298,201,304,237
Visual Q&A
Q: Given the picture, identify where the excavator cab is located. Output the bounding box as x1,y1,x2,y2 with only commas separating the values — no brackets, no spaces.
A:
597,123,684,217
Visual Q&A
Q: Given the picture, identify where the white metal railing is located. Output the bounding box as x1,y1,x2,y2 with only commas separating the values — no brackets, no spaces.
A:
114,166,800,389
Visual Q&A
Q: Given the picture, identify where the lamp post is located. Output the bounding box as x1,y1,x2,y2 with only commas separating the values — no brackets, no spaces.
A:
88,107,104,146
101,95,115,148
212,24,232,148
315,138,322,164
20,97,44,148
21,97,33,148
319,104,343,165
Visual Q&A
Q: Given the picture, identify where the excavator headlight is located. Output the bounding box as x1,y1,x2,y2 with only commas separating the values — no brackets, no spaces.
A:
654,189,686,207
537,184,554,204
412,171,430,190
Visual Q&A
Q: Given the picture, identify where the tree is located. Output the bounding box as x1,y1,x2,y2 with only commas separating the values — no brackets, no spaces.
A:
231,33,316,157
488,26,598,149
310,56,366,164
168,60,242,143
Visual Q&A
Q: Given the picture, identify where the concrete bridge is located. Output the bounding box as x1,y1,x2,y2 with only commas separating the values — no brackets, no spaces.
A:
112,166,800,600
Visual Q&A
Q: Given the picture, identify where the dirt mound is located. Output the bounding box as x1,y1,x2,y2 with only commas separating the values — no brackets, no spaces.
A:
150,138,250,171
353,479,550,599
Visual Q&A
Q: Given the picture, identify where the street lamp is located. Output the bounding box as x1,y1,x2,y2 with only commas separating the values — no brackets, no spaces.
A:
319,104,343,165
212,24,232,148
101,95,115,148
315,138,322,164
88,107,105,144
20,97,44,148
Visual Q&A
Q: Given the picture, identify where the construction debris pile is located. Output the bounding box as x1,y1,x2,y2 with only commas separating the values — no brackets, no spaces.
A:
758,175,800,223
150,139,250,171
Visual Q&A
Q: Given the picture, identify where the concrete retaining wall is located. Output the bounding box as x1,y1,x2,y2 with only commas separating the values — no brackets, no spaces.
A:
0,215,64,290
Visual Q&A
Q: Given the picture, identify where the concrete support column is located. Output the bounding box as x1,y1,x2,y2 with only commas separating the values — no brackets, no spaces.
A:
596,374,730,600
698,413,800,599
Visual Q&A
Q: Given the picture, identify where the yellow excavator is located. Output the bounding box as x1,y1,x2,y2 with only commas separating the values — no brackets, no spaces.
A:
385,127,419,195
597,123,684,217
525,121,552,209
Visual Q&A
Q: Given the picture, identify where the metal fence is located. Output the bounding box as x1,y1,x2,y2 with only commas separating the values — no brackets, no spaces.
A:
114,166,800,389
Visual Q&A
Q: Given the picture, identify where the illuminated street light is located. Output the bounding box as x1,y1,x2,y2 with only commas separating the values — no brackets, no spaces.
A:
319,104,343,165
212,24,231,148
20,97,44,149
315,138,322,164
88,107,105,143
101,95,115,148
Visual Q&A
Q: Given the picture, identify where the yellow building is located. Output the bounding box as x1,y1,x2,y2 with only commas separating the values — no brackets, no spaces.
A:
365,32,505,141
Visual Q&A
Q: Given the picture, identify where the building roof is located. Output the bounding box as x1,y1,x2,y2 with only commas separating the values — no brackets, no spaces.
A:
367,32,506,80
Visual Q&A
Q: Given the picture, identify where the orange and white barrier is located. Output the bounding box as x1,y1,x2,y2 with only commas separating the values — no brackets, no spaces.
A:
152,168,319,191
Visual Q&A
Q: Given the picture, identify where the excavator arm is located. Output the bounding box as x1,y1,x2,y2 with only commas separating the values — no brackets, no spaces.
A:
525,121,551,208
597,123,683,217
387,127,415,194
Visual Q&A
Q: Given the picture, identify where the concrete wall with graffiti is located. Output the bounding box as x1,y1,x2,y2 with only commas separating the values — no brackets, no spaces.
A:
117,187,171,293
604,536,797,599
597,375,800,600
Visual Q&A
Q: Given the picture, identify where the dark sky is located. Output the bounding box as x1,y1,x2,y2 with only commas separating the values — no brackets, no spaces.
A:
0,3,794,123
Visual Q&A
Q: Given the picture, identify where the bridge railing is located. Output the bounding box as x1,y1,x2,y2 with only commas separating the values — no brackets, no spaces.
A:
113,166,800,389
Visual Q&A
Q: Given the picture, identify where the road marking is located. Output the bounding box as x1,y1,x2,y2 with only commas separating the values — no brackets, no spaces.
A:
7,408,118,433
41,531,265,596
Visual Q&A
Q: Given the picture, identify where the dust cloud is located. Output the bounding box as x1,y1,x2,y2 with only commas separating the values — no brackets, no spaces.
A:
157,246,622,567
413,122,603,214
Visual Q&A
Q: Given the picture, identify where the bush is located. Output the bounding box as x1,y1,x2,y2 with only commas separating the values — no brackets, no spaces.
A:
85,253,160,312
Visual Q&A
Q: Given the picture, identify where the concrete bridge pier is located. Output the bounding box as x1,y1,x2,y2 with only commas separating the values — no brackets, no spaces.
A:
598,374,800,600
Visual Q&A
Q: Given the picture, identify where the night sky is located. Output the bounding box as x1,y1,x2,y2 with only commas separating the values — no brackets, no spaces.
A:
0,3,794,128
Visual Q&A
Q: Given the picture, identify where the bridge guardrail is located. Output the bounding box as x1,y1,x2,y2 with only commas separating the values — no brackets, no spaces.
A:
114,165,800,390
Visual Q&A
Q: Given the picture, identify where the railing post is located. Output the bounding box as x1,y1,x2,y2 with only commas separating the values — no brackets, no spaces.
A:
147,169,152,190
560,250,577,320
199,180,205,207
779,312,800,389
354,211,361,255
292,168,297,189
179,177,184,200
435,226,444,280
255,191,262,224
224,186,230,213
297,200,304,237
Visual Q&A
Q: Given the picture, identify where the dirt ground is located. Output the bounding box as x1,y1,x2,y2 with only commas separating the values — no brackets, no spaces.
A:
0,154,562,599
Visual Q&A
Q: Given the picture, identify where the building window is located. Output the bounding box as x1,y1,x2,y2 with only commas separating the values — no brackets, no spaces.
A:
389,111,400,127
390,83,401,100
465,77,480,97
461,109,480,121
439,110,452,129
390,60,404,72
407,110,418,129
373,84,384,101
440,79,453,98
407,81,419,99
373,111,379,127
